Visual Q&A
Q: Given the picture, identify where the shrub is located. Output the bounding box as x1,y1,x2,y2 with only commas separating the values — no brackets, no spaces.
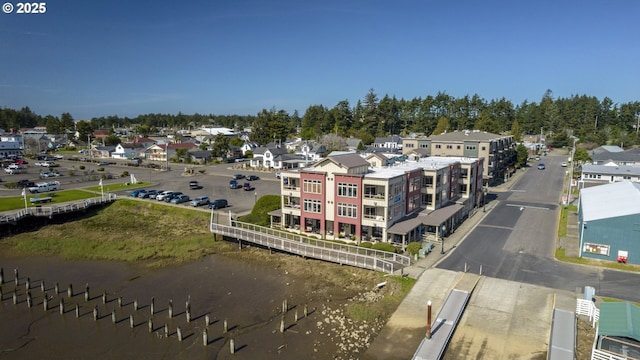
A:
359,242,373,248
79,165,85,170
121,171,129,177
97,167,105,172
238,195,281,227
198,169,206,174
406,242,421,256
372,242,396,253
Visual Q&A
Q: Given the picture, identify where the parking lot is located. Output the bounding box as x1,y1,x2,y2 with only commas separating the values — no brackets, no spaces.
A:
1,159,282,216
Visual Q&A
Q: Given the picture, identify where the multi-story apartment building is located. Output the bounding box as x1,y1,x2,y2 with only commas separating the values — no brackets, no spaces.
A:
402,130,516,186
274,153,483,249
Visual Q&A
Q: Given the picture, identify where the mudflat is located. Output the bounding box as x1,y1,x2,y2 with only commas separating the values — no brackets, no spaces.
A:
0,248,396,360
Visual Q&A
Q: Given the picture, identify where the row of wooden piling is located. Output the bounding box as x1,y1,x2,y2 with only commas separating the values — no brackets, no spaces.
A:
0,267,310,353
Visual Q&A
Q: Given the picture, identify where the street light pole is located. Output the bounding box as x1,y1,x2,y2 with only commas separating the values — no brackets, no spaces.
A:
440,225,446,254
483,188,487,212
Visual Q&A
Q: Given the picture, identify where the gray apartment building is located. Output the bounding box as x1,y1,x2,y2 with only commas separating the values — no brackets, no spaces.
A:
402,130,516,186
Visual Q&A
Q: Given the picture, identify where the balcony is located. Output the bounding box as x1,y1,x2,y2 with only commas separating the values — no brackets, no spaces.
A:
363,193,385,200
363,214,385,221
283,203,301,209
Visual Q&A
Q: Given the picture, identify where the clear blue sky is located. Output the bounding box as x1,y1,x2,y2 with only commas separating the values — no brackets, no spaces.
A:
1,0,639,120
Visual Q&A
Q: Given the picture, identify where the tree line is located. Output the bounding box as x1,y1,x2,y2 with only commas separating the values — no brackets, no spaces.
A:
2,89,639,148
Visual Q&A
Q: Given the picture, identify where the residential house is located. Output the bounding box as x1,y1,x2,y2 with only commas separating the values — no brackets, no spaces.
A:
250,145,289,169
111,142,145,159
240,142,259,156
581,164,640,185
90,146,116,159
144,143,198,162
345,138,365,152
591,146,640,166
188,150,211,164
372,135,403,150
297,141,327,162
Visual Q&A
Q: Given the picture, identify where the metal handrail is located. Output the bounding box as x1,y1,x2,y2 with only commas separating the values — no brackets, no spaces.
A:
0,194,117,224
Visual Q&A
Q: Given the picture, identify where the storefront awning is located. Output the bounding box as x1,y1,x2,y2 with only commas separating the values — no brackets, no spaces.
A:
387,204,465,236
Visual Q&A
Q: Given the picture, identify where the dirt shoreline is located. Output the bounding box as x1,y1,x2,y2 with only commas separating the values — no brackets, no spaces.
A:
0,247,396,360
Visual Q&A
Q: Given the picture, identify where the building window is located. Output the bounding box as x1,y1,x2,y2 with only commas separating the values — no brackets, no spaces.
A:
406,143,414,148
481,146,486,151
446,145,453,149
435,144,441,149
337,203,357,218
303,179,322,194
466,145,476,150
303,199,322,213
337,183,358,198
456,145,461,150
410,177,420,191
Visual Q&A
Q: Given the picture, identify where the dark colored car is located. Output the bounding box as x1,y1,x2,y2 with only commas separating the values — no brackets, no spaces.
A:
164,191,183,202
189,180,203,190
229,179,242,189
243,182,255,191
17,179,35,188
139,189,159,198
246,175,260,181
233,174,245,180
208,199,228,209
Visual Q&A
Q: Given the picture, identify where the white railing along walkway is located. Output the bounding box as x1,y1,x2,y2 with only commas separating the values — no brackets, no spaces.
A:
576,298,600,328
0,194,117,224
210,219,411,274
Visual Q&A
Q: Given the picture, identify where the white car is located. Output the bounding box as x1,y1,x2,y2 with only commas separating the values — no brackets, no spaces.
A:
155,191,174,201
561,162,567,167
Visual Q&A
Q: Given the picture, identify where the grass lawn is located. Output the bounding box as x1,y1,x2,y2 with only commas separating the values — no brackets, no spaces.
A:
2,199,227,267
0,182,150,212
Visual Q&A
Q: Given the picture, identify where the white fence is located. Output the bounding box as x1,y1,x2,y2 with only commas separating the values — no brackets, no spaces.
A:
576,298,600,327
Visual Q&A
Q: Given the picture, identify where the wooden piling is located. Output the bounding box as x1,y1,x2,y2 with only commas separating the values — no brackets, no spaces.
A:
102,291,107,304
230,339,235,354
150,297,154,315
134,298,138,311
12,290,17,305
186,310,191,323
118,296,122,308
0,267,3,284
41,281,45,292
148,318,153,333
129,314,134,328
177,326,182,342
164,324,169,338
55,282,59,295
295,310,298,323
25,277,30,291
280,316,285,333
75,304,80,318
67,284,73,298
93,305,98,321
43,292,48,311
223,319,228,333
112,310,116,323
168,299,173,318
304,304,308,317
14,268,18,286
59,298,64,314
205,314,210,327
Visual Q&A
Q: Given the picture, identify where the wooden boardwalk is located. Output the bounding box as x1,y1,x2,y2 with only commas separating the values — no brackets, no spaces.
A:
0,194,117,224
210,218,412,274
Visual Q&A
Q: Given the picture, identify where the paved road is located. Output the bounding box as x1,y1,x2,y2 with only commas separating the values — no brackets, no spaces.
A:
437,154,640,303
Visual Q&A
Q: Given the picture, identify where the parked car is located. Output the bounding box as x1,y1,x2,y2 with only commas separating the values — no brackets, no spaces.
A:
189,196,210,207
189,180,203,190
246,175,260,181
97,161,110,166
164,191,183,202
139,189,159,198
17,179,35,188
232,174,245,180
41,161,56,167
156,191,175,201
537,163,545,170
243,182,255,191
229,179,242,189
130,189,145,197
275,172,281,179
170,194,190,204
208,199,228,209
561,162,567,167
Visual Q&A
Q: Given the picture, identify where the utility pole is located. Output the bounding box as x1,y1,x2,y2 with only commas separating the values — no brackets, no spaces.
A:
566,137,577,205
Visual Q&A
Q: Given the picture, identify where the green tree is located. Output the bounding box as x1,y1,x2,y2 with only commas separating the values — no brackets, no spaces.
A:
510,120,522,142
60,112,75,133
76,121,93,144
229,137,244,147
474,111,501,134
45,115,61,134
516,143,528,168
573,147,592,164
432,116,450,135
211,133,230,157
104,134,121,146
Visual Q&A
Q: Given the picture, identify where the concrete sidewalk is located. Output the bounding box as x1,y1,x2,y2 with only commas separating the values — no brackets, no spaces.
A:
364,167,578,360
